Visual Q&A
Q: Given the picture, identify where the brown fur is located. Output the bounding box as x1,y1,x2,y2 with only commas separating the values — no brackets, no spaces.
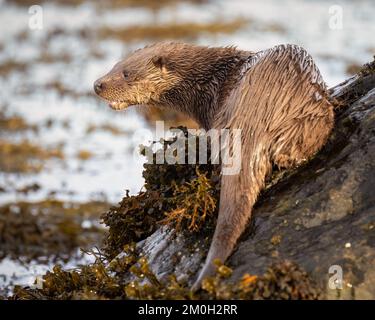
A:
94,42,334,290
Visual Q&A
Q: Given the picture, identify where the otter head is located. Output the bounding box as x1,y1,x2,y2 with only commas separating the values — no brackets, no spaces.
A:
94,42,249,129
94,43,181,110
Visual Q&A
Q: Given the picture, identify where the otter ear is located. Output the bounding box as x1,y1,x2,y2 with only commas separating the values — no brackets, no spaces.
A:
151,56,168,72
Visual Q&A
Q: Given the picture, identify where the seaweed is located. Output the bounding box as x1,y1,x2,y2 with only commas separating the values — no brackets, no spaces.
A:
10,0,209,10
161,169,217,232
201,260,322,300
0,200,108,262
101,127,220,259
11,253,322,300
0,139,64,173
98,19,249,43
0,111,38,133
8,128,322,300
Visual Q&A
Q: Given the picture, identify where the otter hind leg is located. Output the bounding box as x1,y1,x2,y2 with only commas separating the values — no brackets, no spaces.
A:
192,152,271,291
192,175,254,291
192,112,334,291
272,110,334,170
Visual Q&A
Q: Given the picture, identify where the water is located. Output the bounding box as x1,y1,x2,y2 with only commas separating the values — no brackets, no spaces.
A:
0,0,373,295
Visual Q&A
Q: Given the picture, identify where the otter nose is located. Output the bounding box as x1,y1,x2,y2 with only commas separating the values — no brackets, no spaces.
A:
94,80,103,94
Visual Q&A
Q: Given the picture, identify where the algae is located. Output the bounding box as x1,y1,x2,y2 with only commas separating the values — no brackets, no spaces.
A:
10,0,208,10
0,111,38,133
10,253,321,300
102,127,220,259
0,139,64,173
0,200,108,262
98,19,249,43
7,128,322,300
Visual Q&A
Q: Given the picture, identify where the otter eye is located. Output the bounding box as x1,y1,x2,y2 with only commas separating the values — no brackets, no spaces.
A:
122,70,129,79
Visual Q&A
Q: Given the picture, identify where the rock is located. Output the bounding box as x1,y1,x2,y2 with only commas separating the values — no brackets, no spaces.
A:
135,60,375,299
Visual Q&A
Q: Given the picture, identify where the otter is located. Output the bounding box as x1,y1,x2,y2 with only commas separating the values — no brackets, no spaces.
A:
94,42,334,290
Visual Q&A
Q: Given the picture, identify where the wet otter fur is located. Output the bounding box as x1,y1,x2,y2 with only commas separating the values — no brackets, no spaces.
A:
94,42,334,290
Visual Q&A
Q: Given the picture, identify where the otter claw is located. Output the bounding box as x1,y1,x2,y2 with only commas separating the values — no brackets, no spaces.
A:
191,262,216,292
191,280,201,293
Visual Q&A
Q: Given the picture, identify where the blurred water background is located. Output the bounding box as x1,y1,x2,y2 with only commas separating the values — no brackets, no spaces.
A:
0,0,374,294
